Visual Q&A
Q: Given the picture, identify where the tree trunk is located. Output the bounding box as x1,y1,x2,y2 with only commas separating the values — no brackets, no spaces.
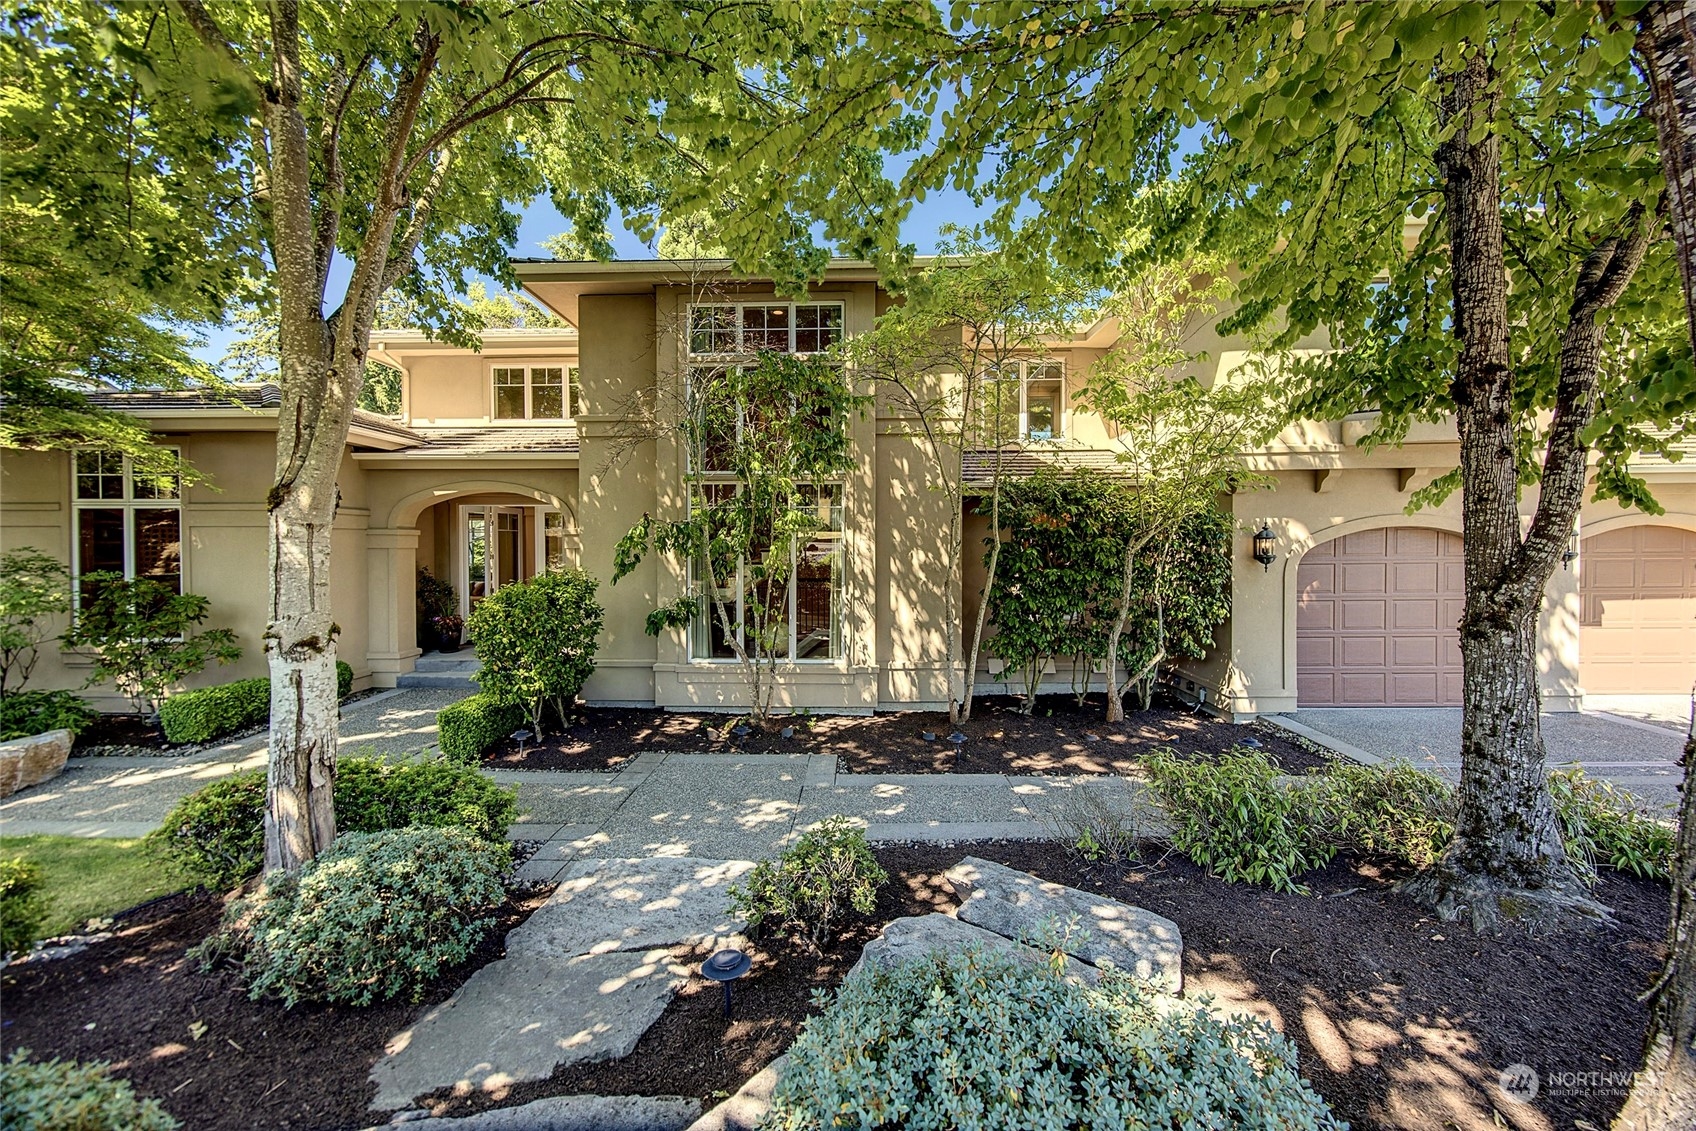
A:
1103,534,1138,724
1406,48,1646,928
1641,1,1696,360
1614,713,1696,1131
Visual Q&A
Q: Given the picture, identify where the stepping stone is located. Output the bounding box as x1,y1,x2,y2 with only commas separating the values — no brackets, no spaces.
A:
364,1093,700,1130
848,913,1100,986
506,857,755,960
370,857,754,1112
945,856,1183,993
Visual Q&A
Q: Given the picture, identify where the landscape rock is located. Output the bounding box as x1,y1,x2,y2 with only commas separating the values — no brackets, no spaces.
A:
0,729,71,798
946,855,1183,993
362,1093,700,1130
505,856,754,961
370,950,692,1110
848,912,1100,986
685,1054,788,1131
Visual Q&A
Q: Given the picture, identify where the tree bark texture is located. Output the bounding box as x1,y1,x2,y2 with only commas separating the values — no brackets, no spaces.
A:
1641,1,1696,360
1614,715,1696,1131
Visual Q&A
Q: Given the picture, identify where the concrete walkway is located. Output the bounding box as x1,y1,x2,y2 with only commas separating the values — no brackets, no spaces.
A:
1272,707,1688,814
0,689,1138,857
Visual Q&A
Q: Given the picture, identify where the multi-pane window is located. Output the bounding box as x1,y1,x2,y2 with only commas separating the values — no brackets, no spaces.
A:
690,485,843,662
986,359,1066,441
541,509,568,573
72,451,183,604
688,302,844,356
492,365,579,420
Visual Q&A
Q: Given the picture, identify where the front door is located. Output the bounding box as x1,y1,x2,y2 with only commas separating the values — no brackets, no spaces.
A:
464,505,526,616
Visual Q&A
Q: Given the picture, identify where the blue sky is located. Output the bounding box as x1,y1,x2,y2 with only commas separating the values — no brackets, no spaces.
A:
188,186,1001,368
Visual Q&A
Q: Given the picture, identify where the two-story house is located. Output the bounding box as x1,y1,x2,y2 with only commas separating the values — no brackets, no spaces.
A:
3,257,1692,717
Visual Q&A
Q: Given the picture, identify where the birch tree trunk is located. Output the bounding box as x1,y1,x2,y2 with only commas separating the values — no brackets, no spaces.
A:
1406,48,1648,928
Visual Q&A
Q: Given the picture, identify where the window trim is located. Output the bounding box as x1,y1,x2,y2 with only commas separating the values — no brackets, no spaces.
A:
488,362,580,423
70,449,185,610
685,300,846,360
987,357,1067,442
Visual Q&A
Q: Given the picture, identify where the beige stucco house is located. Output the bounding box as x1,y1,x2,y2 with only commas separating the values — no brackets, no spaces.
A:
3,258,1692,717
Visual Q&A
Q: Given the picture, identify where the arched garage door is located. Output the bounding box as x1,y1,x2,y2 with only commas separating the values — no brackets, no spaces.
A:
1580,525,1696,695
1297,528,1465,707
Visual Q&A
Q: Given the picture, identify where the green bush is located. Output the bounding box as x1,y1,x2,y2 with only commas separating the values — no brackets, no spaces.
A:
1316,760,1457,869
157,662,357,746
59,573,241,715
438,692,525,763
0,547,71,701
201,826,507,1008
469,569,603,738
730,816,886,949
158,678,270,745
145,769,268,890
1549,768,1675,883
1146,748,1334,894
147,757,517,889
767,949,1342,1131
1,856,47,958
0,1049,179,1131
0,689,97,741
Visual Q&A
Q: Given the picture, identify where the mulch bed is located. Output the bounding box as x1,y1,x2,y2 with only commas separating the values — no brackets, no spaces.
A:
71,713,173,752
483,692,1330,775
1,844,1664,1131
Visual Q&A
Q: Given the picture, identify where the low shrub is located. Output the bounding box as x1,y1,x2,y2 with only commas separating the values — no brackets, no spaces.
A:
146,769,268,890
156,662,357,746
730,816,886,949
0,689,97,741
1145,747,1334,894
1316,760,1457,869
438,692,525,763
1,856,46,958
0,1049,179,1130
147,757,517,889
158,677,270,745
333,757,518,846
470,568,603,739
1044,782,1141,864
1549,768,1675,883
767,949,1343,1131
201,826,507,1007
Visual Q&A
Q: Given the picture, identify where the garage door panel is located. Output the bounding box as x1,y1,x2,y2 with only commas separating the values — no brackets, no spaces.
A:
1298,528,1464,707
1580,525,1696,695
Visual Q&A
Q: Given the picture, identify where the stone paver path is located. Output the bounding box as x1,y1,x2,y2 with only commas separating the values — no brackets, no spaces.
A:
1274,707,1687,813
369,857,753,1112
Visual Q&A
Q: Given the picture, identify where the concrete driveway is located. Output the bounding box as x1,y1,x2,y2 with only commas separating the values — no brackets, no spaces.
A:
1270,706,1688,814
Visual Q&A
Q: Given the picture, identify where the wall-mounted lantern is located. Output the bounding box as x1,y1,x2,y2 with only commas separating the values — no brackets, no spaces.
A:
1561,530,1579,571
1252,523,1277,572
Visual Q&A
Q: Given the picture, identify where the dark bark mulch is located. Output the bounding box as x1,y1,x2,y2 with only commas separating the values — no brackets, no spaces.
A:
71,713,170,752
1,845,1664,1131
484,693,1329,775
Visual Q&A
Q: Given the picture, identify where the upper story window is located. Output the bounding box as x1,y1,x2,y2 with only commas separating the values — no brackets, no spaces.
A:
987,358,1066,441
688,302,844,357
72,450,182,603
493,365,579,421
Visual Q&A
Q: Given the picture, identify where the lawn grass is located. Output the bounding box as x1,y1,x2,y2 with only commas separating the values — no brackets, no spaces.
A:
0,835,195,938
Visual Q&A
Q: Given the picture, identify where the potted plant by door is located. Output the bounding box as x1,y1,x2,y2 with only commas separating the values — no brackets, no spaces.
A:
431,613,465,653
416,568,460,653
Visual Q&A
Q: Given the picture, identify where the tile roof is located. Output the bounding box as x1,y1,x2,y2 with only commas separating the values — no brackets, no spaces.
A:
961,447,1126,485
87,384,283,410
402,426,579,457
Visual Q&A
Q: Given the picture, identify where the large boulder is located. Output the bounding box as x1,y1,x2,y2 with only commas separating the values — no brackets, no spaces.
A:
0,729,72,799
849,912,1100,987
945,856,1183,993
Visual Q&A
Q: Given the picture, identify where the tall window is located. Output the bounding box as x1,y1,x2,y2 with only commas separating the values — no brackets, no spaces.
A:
493,365,579,420
987,359,1066,441
690,485,844,662
683,301,847,662
72,451,182,603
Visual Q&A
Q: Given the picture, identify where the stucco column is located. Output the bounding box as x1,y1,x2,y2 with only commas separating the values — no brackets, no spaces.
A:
366,527,421,687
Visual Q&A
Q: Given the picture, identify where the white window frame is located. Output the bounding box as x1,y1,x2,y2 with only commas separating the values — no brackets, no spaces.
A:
490,363,579,422
536,507,569,574
70,449,185,608
686,483,844,664
988,358,1067,441
686,301,846,359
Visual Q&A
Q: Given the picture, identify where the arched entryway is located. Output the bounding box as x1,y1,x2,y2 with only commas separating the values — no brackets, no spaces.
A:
1579,523,1696,694
1296,527,1465,707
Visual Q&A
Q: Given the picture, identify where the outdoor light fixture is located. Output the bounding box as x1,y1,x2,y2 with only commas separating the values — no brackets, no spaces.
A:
1252,523,1277,571
1561,531,1579,571
510,729,533,755
701,948,753,1018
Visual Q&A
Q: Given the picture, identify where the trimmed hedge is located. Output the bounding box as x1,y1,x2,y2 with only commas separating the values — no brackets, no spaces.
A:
438,693,524,763
156,661,357,746
147,755,517,890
